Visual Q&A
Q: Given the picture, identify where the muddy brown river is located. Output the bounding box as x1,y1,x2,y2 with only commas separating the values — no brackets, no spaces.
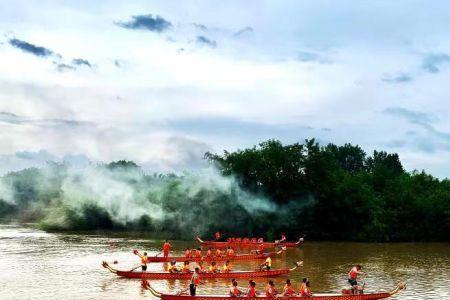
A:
0,225,449,299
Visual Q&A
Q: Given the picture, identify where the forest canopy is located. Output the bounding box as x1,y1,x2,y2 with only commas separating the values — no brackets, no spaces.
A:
1,139,449,242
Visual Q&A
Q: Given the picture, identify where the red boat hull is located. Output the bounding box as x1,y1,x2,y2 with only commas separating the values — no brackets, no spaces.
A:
147,252,280,263
158,294,393,300
115,269,291,279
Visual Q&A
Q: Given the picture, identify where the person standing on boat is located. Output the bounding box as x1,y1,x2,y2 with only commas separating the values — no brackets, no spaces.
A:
265,280,277,299
348,264,365,293
133,250,148,271
283,279,295,296
163,240,172,258
215,232,221,241
229,280,243,297
189,267,202,296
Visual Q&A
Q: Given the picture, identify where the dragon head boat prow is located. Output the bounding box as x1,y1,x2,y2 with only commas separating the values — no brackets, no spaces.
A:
389,282,406,296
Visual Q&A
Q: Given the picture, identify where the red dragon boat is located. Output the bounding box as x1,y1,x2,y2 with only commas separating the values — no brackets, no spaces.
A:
141,250,283,263
196,236,304,249
102,261,302,280
144,282,405,300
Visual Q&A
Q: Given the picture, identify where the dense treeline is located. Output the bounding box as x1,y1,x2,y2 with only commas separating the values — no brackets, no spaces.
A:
206,139,450,242
0,139,449,242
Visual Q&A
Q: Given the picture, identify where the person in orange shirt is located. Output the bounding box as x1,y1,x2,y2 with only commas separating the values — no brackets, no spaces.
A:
181,261,191,273
215,248,222,257
162,240,172,258
193,248,202,258
265,280,277,299
167,261,180,273
208,261,219,273
133,250,148,271
283,279,295,296
221,260,233,273
206,248,213,257
300,281,312,297
184,248,191,258
299,278,308,295
257,243,265,254
226,247,235,257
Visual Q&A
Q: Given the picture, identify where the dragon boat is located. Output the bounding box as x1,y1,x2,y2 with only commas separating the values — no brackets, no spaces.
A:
137,250,284,263
196,237,304,249
144,282,406,300
102,261,302,280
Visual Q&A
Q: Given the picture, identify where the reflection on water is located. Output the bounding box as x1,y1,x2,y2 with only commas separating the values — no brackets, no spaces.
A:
0,224,449,299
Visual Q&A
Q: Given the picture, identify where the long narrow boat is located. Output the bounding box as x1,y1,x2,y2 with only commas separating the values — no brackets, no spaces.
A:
142,250,283,263
196,236,304,249
102,261,302,280
144,282,406,300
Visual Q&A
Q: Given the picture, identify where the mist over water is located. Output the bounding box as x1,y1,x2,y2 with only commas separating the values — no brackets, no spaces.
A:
0,161,278,237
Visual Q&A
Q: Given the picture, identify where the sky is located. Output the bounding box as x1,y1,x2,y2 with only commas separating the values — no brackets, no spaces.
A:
1,0,450,177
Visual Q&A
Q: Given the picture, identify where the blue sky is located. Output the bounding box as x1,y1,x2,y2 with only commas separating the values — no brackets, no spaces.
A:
1,0,450,177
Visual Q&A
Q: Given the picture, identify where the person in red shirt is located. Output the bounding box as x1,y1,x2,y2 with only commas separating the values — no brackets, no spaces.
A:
265,280,277,299
229,280,243,297
194,247,202,258
206,247,212,257
184,248,191,258
348,265,365,294
257,243,265,254
215,232,221,241
283,279,295,296
246,280,257,297
226,247,235,257
162,240,172,258
215,248,222,257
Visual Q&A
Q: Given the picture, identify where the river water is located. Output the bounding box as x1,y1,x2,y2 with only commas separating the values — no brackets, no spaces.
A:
0,224,449,299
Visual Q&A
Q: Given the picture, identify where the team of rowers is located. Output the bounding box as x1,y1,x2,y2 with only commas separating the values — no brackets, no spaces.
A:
135,250,272,273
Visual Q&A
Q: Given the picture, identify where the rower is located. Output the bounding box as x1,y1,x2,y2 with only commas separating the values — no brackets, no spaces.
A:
299,278,308,295
194,248,202,258
215,248,222,257
280,233,287,243
134,250,148,271
265,280,277,299
300,280,312,297
257,237,263,243
215,232,221,241
189,267,203,296
208,261,219,273
181,261,191,273
246,280,257,298
195,260,204,272
163,240,172,258
259,256,271,271
348,264,365,294
167,261,180,273
206,248,213,257
185,248,191,258
226,247,235,257
256,243,265,254
229,280,243,297
221,260,233,273
283,279,295,296
251,238,257,243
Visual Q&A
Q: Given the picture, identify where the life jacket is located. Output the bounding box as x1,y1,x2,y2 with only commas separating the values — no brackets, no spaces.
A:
141,256,148,264
232,286,241,296
299,283,306,294
247,286,256,297
209,265,217,273
265,285,275,298
222,264,232,272
301,287,312,297
182,265,190,273
284,284,294,296
168,264,177,273
349,267,358,279
195,250,202,257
